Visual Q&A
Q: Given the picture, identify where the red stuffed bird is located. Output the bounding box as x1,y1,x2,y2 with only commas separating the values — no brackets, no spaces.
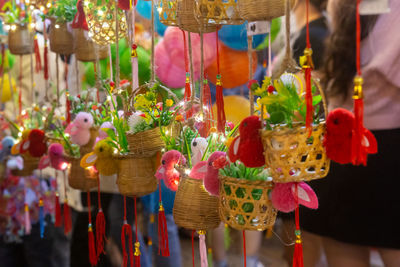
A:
20,129,47,158
324,108,377,165
118,0,132,10
228,115,265,168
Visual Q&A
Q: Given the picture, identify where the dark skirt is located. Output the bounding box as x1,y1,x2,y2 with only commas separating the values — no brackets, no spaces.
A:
300,128,400,249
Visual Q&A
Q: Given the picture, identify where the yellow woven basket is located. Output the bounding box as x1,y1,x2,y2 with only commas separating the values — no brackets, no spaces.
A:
219,176,277,231
49,22,74,55
7,24,34,55
173,177,220,230
238,0,295,21
11,154,39,177
116,154,158,197
195,0,243,25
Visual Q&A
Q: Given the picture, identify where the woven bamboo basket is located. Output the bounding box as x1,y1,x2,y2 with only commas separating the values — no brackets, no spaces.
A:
65,155,98,190
126,127,165,156
195,0,243,25
157,0,178,26
49,22,74,55
238,0,295,21
7,24,34,55
162,122,182,139
173,177,220,230
45,133,62,145
116,154,158,197
219,176,277,231
73,29,109,62
79,127,99,156
11,154,39,177
177,0,217,33
84,0,127,46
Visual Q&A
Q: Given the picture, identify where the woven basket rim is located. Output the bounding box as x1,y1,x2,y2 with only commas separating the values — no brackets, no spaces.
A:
261,121,326,136
219,175,274,188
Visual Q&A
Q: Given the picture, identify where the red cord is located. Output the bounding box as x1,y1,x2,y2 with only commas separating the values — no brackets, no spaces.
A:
356,0,361,75
306,0,310,48
215,30,226,132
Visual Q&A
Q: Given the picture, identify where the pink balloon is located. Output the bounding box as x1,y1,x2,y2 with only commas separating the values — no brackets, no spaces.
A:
155,40,186,88
162,27,217,79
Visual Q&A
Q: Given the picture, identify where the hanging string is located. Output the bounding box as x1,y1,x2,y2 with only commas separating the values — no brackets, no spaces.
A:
150,0,155,82
65,60,71,124
130,0,139,89
247,36,254,115
18,56,22,118
30,47,34,104
182,30,191,104
109,44,114,82
242,230,246,267
87,191,97,266
115,1,120,89
63,171,72,234
56,55,60,106
75,56,80,94
215,30,226,132
96,175,106,259
43,19,49,101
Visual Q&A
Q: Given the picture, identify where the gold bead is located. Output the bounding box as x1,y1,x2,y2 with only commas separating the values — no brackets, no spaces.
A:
353,75,364,99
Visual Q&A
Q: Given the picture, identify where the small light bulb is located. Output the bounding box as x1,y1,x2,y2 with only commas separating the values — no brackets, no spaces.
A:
65,133,70,137
60,162,69,170
185,169,190,175
10,25,17,31
165,130,169,135
18,132,22,137
55,24,60,29
46,2,51,8
4,25,10,31
106,96,111,101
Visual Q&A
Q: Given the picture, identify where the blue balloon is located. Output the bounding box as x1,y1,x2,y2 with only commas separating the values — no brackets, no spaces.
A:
136,0,152,19
219,22,267,51
155,13,167,36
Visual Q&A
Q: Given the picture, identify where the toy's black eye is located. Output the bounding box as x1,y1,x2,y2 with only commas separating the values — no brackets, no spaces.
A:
84,118,88,122
162,160,166,165
99,147,103,152
333,119,339,125
209,161,212,166
243,122,248,127
193,141,197,147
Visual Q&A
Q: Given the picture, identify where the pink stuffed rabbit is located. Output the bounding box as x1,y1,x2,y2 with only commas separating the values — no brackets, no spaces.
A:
155,150,186,191
65,112,94,146
271,182,318,212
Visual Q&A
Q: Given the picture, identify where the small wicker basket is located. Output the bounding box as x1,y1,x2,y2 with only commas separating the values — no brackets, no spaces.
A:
65,155,97,191
157,0,178,26
173,177,220,230
73,29,109,62
116,154,158,197
219,176,277,231
261,123,330,183
11,154,39,177
177,0,217,33
7,24,34,55
195,0,243,25
126,127,165,156
238,0,295,21
45,133,62,145
49,22,74,55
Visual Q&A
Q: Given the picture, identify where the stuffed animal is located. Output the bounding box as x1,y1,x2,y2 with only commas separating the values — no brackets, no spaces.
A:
189,161,207,180
20,129,47,158
204,151,227,196
65,112,94,146
271,182,318,212
6,156,24,171
191,137,208,166
95,121,114,145
39,143,68,171
228,115,265,168
0,136,15,162
80,140,118,176
324,108,377,164
11,129,31,155
155,150,186,191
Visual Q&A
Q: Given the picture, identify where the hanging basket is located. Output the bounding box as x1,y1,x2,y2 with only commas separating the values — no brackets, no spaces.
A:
116,154,158,197
49,21,74,55
177,0,217,33
219,176,277,231
65,155,98,191
7,24,34,55
261,123,330,182
11,154,39,177
157,0,178,26
127,127,165,156
238,0,295,21
173,177,220,230
84,0,127,46
195,0,243,25
73,29,109,62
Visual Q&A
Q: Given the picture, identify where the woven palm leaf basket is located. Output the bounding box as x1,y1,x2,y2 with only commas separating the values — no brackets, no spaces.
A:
219,176,277,231
238,0,295,21
116,153,159,197
65,155,98,190
73,29,109,62
176,0,216,33
11,154,39,177
49,21,74,55
195,0,243,25
126,127,165,156
7,24,34,55
173,177,220,230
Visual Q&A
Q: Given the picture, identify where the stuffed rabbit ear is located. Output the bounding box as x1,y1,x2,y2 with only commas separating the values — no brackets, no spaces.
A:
80,152,97,168
11,143,20,155
20,140,30,153
38,156,50,170
291,182,318,209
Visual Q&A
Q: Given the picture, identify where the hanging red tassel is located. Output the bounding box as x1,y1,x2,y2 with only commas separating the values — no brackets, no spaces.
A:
121,196,134,267
63,199,72,234
292,185,304,267
118,0,131,10
54,193,62,227
157,183,169,257
44,41,49,80
34,36,42,73
66,91,71,124
182,30,193,119
71,0,89,31
215,31,226,133
304,65,313,136
134,197,141,267
96,176,106,259
87,191,97,266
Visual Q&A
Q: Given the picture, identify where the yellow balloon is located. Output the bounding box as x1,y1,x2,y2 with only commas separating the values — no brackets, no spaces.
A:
212,95,251,126
0,74,16,102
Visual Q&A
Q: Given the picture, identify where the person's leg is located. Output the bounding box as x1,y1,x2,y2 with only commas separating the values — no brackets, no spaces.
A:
212,223,228,267
50,220,72,267
377,248,400,267
322,237,369,267
302,230,323,267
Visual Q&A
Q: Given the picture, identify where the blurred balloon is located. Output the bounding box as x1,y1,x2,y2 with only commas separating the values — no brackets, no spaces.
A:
212,95,251,126
219,22,265,51
0,74,16,102
136,0,167,36
162,27,216,79
205,43,257,89
255,18,281,50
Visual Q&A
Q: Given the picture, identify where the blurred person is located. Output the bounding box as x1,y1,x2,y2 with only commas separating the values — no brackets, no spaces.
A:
300,0,400,267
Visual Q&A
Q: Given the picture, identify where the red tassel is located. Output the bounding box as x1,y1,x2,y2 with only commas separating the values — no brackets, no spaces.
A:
66,91,71,124
292,185,304,267
88,225,97,266
63,200,72,234
72,0,89,31
54,193,62,227
215,32,226,133
157,183,169,256
118,0,131,10
96,177,106,259
202,79,214,136
305,67,313,137
121,223,134,267
44,43,49,80
133,197,141,267
34,37,42,73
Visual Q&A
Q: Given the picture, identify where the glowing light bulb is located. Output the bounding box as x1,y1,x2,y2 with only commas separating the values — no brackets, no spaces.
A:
10,25,16,31
185,169,190,175
46,2,51,8
55,24,60,29
4,25,10,31
60,162,69,170
98,10,104,16
165,130,169,135
18,132,22,137
65,133,70,137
